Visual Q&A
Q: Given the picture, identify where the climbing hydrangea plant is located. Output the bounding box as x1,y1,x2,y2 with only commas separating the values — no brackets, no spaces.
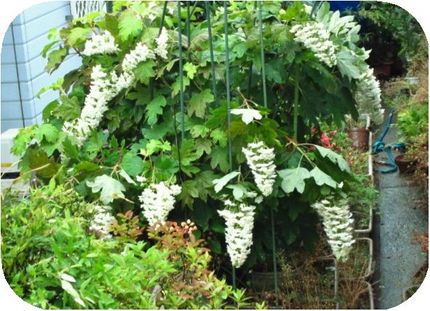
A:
12,1,381,268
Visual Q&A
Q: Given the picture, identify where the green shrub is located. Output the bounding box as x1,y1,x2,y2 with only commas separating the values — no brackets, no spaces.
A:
1,187,253,309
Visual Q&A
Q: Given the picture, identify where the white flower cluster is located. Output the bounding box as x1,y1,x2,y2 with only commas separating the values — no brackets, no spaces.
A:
82,31,119,56
63,30,170,145
354,67,383,125
312,198,355,262
63,65,120,145
89,205,115,240
139,182,182,226
122,42,155,72
290,22,337,67
218,199,256,268
154,27,168,59
242,141,276,197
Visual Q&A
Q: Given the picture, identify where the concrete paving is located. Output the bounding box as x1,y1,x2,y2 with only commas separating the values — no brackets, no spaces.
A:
373,122,428,309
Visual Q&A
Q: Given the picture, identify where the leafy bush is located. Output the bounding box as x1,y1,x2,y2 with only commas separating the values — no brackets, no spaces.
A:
1,187,253,309
10,1,379,269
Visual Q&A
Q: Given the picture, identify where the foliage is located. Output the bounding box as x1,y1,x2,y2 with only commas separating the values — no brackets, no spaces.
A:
1,187,255,309
357,2,425,61
11,1,374,269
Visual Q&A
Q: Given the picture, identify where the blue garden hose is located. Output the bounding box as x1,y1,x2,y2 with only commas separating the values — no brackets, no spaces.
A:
372,109,406,173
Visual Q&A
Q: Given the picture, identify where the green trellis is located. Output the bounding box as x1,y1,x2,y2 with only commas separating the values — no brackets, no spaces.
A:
170,0,282,298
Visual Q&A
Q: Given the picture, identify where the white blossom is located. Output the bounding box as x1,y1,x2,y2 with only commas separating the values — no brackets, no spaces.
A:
82,31,119,56
122,42,155,72
231,108,262,124
242,141,277,196
62,65,119,145
354,67,383,124
139,182,182,226
312,197,355,262
218,200,256,268
290,22,337,67
63,37,167,145
154,27,169,59
89,205,115,240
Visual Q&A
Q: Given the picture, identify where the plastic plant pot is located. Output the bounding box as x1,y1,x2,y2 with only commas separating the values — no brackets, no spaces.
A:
395,154,418,174
348,128,370,151
338,280,374,309
338,237,374,281
354,207,374,236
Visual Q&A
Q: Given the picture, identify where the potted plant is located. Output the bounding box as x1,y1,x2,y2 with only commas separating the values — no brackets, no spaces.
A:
338,237,374,281
339,280,375,309
346,115,370,151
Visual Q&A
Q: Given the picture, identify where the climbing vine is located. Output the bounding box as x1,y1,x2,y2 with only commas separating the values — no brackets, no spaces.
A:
12,1,381,268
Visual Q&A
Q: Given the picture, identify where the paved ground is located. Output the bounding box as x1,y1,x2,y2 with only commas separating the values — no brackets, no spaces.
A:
373,120,428,309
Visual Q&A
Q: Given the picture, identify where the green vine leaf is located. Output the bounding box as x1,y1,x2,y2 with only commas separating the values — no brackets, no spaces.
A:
146,95,167,126
118,11,143,41
134,60,156,85
86,175,126,204
187,89,214,119
309,167,337,188
212,171,240,193
315,145,350,172
278,167,311,194
121,152,144,177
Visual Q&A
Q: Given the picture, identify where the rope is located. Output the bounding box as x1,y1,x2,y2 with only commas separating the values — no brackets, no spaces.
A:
372,109,406,174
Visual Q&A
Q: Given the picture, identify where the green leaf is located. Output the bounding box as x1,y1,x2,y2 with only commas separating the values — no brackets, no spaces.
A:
188,89,214,119
146,95,167,126
121,152,144,177
143,139,171,156
118,11,143,41
11,127,35,155
226,184,247,201
210,147,229,173
171,76,190,97
190,125,210,138
86,175,126,204
210,129,228,147
310,167,337,188
154,155,179,180
62,137,79,159
67,27,91,46
212,171,240,193
278,167,311,194
134,60,156,85
336,48,362,80
45,47,67,73
184,62,198,79
35,124,59,143
315,145,350,172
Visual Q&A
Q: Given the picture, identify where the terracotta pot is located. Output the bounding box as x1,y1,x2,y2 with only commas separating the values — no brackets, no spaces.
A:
348,128,369,151
395,155,417,174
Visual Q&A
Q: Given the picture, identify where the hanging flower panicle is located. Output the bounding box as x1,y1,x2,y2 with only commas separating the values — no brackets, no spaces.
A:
290,22,337,67
89,205,115,240
218,199,256,268
82,31,119,56
154,27,169,59
63,31,170,146
139,182,182,226
62,65,119,145
122,42,155,72
242,141,277,196
354,67,383,124
312,198,355,262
